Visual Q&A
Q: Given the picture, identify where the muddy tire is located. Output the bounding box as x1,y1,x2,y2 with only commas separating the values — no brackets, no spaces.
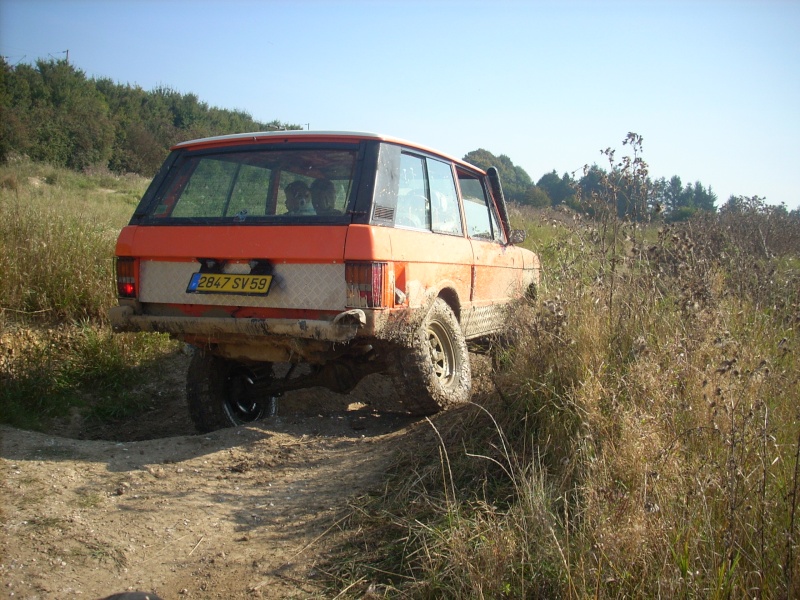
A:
186,351,271,433
395,298,472,415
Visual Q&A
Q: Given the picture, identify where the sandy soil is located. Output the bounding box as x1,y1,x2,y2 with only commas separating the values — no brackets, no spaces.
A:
0,351,430,599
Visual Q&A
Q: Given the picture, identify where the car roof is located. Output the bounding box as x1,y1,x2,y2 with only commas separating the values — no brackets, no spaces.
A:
172,130,483,173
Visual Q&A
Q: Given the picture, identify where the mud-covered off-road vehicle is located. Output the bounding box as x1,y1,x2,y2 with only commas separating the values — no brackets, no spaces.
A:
110,131,540,432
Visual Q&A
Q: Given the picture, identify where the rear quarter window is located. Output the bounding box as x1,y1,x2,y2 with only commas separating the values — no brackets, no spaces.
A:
393,152,463,235
396,153,431,230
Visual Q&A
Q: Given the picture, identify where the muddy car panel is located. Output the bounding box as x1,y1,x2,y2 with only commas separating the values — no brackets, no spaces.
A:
111,131,540,361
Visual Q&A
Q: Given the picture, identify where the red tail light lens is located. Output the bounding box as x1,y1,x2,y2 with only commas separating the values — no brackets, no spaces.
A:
346,262,391,308
115,257,137,298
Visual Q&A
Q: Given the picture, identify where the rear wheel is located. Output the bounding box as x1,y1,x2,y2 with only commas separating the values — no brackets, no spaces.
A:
186,351,273,433
395,298,472,415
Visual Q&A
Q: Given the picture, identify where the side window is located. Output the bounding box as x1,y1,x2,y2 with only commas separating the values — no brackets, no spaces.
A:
428,159,463,235
396,153,431,230
459,172,504,242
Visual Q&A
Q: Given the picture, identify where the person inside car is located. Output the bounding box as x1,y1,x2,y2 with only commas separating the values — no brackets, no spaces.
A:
310,178,342,216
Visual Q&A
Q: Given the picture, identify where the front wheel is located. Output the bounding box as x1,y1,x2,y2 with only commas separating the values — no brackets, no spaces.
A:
186,351,272,432
394,298,472,415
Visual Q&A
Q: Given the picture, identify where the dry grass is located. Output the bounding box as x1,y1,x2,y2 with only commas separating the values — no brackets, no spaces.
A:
3,155,800,598
324,151,800,598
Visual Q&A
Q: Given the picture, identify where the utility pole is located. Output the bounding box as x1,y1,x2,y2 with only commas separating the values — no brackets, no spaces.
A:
47,50,68,63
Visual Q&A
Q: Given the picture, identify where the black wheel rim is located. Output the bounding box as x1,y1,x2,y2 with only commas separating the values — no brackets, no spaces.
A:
223,367,263,424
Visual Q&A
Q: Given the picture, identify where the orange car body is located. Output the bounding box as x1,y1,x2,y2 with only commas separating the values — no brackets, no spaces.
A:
111,131,540,364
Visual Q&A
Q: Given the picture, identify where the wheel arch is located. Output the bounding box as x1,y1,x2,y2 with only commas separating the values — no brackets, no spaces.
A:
436,286,462,323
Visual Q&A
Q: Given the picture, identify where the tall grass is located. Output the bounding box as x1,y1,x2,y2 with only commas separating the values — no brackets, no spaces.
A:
0,160,177,430
0,160,142,321
327,143,800,598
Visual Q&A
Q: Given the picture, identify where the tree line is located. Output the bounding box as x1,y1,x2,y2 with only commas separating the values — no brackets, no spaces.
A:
1,58,789,221
464,146,791,221
0,58,299,176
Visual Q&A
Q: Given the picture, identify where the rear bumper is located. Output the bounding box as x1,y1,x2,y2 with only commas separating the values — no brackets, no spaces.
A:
108,305,367,343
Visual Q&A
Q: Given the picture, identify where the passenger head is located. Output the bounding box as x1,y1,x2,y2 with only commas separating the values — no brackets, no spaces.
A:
284,181,312,214
310,178,336,214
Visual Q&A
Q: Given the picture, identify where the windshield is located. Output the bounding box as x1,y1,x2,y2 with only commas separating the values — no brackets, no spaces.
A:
144,148,357,222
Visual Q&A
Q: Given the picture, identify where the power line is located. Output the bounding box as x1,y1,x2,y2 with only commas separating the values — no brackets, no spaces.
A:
3,49,68,65
1,55,26,66
47,49,69,63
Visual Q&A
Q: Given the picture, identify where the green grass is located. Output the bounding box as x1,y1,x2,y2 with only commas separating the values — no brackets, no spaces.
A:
0,159,179,430
0,321,178,430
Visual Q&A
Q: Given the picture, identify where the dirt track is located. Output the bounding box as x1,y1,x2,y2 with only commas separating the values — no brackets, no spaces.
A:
0,362,424,599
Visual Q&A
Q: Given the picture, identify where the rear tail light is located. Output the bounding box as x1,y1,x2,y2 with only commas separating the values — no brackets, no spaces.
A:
345,262,392,308
115,257,137,298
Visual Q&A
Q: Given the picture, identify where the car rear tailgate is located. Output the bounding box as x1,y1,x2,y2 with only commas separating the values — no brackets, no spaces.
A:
117,224,350,312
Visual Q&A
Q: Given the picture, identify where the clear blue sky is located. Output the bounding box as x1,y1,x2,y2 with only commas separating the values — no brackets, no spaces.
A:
2,0,798,209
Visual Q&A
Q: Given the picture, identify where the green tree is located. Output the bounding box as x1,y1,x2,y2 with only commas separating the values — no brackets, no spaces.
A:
32,59,114,169
536,170,575,206
691,180,717,212
524,185,552,208
0,58,301,176
661,175,685,212
463,148,536,205
653,175,717,221
0,58,19,162
577,164,605,204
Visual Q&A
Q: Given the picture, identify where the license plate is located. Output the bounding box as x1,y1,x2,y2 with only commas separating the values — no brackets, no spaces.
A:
186,273,273,296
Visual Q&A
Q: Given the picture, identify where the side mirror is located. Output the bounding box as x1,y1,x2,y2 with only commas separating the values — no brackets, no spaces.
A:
508,229,526,245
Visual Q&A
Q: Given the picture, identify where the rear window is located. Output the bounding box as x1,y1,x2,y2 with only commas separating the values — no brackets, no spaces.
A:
143,148,358,222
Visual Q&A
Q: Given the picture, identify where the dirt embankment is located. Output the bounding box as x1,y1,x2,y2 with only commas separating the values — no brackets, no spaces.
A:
0,361,428,599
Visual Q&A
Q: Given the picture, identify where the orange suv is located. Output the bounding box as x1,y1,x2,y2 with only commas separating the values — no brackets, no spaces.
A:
110,131,540,431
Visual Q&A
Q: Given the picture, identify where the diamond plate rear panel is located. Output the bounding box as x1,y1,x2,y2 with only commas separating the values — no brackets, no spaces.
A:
140,261,345,310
